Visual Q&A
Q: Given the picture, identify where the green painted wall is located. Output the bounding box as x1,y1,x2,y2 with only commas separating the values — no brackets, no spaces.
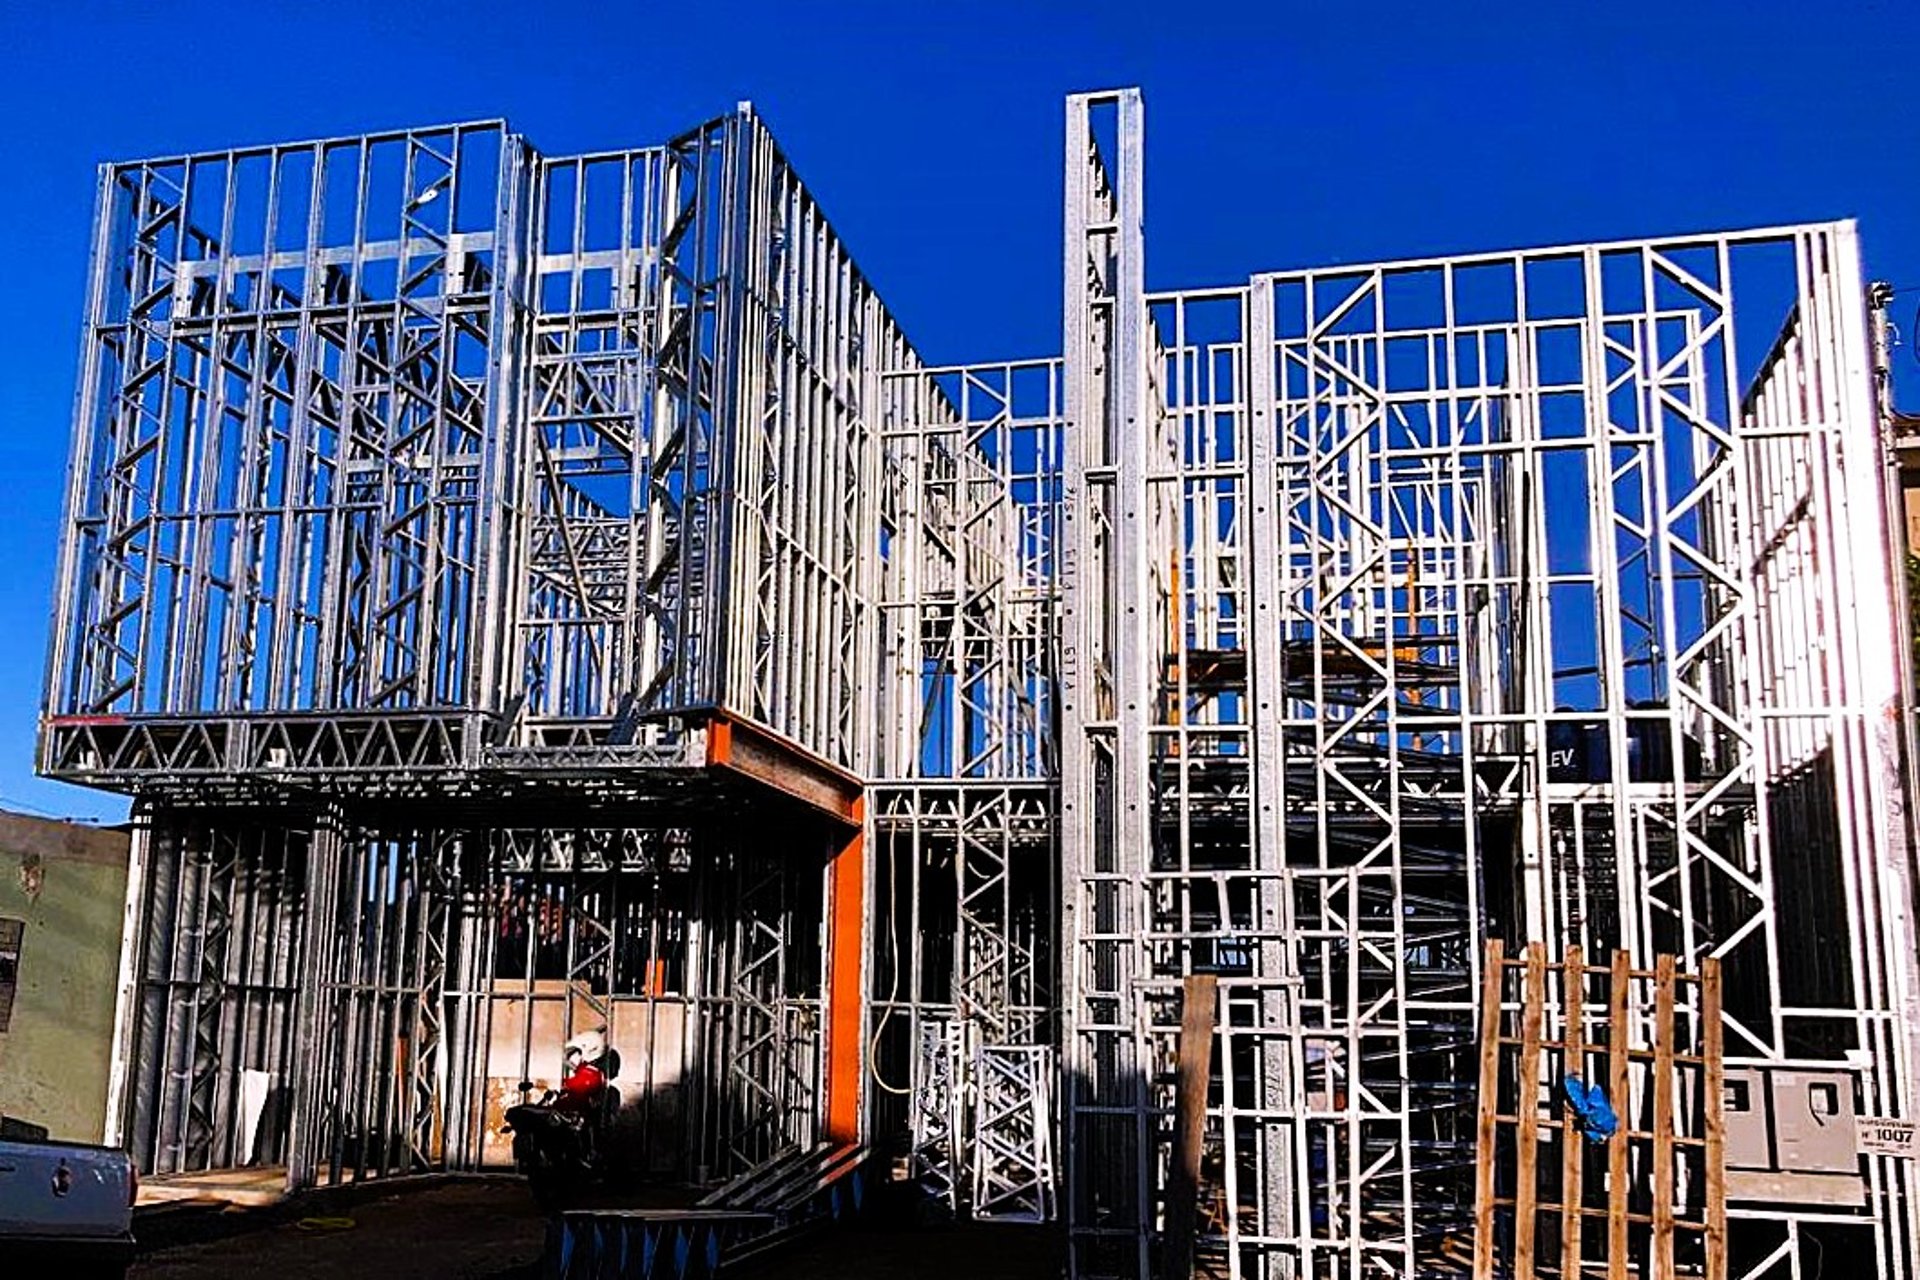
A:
0,812,129,1143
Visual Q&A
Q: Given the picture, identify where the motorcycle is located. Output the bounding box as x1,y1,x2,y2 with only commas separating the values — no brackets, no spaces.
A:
503,1029,621,1206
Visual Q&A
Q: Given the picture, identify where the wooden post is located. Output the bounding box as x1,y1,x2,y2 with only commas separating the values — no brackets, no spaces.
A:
1165,972,1219,1280
1561,946,1585,1280
1516,943,1546,1279
1652,954,1677,1280
1702,958,1726,1280
1473,939,1506,1280
1607,950,1630,1280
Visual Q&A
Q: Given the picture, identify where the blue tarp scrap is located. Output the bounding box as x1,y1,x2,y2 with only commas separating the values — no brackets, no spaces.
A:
1563,1074,1618,1143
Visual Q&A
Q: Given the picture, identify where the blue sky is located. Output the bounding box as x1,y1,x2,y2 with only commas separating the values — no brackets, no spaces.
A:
1,0,1916,822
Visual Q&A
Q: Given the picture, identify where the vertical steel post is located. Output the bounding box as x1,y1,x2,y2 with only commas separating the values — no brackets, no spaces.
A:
102,805,155,1149
824,801,869,1144
1062,87,1153,1279
284,807,344,1191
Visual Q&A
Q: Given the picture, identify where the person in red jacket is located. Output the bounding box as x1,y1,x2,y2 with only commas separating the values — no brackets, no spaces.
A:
554,1029,609,1116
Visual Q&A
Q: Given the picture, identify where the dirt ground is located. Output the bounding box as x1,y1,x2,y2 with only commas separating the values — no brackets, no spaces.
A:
132,1180,547,1280
130,1178,1066,1279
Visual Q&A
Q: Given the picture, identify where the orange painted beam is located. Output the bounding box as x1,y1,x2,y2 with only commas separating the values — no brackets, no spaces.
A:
823,796,866,1144
703,712,862,827
697,711,866,1140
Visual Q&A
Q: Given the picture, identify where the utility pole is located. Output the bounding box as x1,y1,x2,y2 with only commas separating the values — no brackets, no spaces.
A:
1871,280,1898,432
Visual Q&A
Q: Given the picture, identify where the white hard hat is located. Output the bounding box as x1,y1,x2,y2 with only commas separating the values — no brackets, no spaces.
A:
564,1029,606,1064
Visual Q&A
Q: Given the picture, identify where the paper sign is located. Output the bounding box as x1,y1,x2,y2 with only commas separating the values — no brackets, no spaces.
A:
1857,1117,1918,1158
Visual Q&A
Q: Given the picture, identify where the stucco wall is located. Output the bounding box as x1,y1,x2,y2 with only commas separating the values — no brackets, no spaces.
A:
0,811,129,1143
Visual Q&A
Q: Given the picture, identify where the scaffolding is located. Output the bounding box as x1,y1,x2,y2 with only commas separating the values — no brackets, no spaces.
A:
41,88,1920,1279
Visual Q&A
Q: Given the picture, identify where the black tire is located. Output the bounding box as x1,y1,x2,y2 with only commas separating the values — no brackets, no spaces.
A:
526,1168,565,1210
511,1126,542,1173
69,1263,130,1280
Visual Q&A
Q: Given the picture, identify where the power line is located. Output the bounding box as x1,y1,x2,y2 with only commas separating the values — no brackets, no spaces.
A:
0,792,65,820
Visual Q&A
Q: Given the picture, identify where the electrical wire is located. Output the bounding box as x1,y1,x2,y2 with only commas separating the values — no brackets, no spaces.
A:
868,826,913,1096
0,792,68,821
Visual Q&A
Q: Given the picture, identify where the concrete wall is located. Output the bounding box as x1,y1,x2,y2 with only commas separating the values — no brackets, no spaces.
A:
0,810,129,1142
479,981,690,1176
1902,472,1920,553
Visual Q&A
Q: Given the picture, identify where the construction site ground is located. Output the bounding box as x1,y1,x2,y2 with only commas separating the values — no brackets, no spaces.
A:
129,1177,1065,1279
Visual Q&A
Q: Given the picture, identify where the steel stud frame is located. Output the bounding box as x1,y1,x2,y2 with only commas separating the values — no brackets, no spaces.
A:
41,90,1920,1279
